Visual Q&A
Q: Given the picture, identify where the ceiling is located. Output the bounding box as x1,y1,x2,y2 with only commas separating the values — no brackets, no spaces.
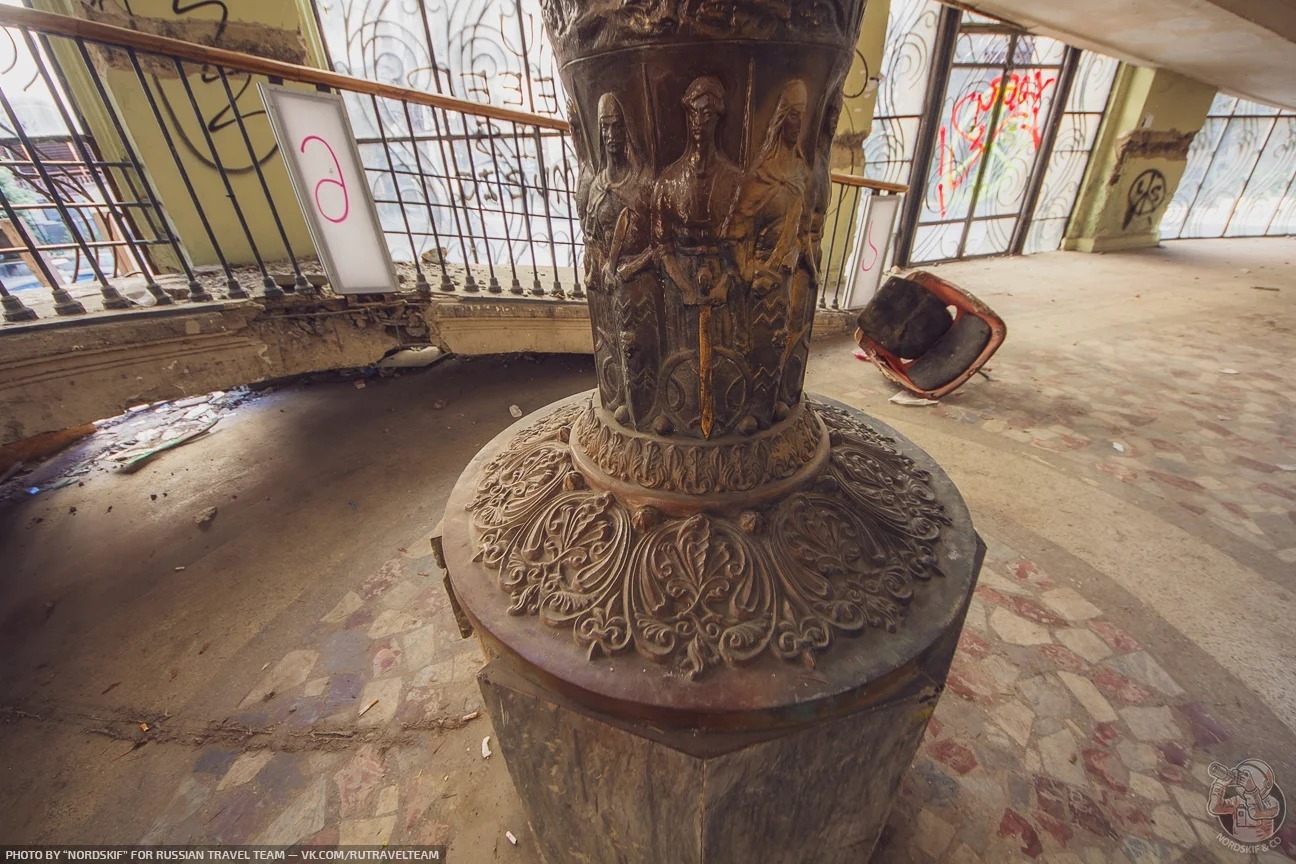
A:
963,0,1296,110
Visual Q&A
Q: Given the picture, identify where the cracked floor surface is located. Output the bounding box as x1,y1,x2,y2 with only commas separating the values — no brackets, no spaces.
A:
0,238,1293,862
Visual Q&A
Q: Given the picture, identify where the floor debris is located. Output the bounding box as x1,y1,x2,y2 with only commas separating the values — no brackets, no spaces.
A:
508,404,523,418
194,507,218,526
889,391,940,406
482,736,492,758
114,420,219,474
1,387,261,503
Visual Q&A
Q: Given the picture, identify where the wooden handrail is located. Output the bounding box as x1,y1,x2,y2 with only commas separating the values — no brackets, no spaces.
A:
0,4,569,131
830,172,908,194
0,4,910,195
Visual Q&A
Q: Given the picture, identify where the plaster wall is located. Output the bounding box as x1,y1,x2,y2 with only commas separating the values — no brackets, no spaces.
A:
1063,66,1217,252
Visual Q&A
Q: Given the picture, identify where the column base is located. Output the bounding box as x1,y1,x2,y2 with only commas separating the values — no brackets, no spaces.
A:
478,561,980,864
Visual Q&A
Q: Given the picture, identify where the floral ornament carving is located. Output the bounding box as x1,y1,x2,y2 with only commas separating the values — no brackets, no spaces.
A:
468,397,950,679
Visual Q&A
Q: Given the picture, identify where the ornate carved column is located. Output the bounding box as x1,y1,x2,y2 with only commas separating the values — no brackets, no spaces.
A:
438,4,985,862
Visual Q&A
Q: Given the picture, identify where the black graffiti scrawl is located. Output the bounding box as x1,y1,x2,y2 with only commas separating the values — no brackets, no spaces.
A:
1123,167,1166,230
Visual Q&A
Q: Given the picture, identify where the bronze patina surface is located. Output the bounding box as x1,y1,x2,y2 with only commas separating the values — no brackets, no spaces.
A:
438,3,985,859
442,391,980,729
443,0,983,717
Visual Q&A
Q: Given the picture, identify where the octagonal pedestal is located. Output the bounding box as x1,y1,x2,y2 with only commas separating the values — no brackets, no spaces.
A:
477,594,977,864
439,393,985,864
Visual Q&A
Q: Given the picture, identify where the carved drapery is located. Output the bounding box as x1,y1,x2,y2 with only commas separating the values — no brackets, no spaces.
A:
553,0,866,439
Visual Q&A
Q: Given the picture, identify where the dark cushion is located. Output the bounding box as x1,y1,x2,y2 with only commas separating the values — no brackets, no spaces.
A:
856,276,953,358
907,313,993,391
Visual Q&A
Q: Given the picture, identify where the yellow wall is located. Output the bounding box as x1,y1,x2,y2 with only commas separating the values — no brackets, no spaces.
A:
37,0,328,271
822,0,893,285
1063,65,1217,252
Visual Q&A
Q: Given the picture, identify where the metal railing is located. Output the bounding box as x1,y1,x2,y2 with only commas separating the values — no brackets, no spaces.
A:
0,4,905,324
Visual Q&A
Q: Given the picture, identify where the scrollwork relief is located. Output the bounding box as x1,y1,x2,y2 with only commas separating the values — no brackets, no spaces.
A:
468,397,950,679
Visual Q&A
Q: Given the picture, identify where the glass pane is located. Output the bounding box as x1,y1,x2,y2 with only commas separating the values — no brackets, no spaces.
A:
876,0,944,118
1208,93,1239,117
954,31,1011,65
1179,117,1271,237
909,221,963,264
863,116,922,186
1226,118,1296,236
973,67,1060,218
1232,97,1279,117
1069,54,1119,114
1018,34,1067,67
963,217,1015,256
1161,117,1226,239
971,134,1036,218
1269,187,1296,236
860,0,942,192
1024,216,1067,255
921,65,1004,222
314,0,565,117
1030,145,1091,222
1052,113,1102,154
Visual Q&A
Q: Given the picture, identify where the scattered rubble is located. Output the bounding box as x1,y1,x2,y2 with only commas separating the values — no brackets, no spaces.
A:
0,387,261,503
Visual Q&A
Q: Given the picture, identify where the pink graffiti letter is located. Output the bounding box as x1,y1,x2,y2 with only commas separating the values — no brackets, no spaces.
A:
300,135,350,223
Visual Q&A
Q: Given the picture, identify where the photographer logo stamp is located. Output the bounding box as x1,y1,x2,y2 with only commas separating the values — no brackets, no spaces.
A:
1207,758,1286,853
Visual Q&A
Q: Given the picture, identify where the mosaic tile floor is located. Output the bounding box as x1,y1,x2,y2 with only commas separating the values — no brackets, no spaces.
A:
128,527,1293,861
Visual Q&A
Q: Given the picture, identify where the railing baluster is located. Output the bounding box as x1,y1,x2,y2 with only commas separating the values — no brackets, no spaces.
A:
171,57,279,298
24,30,146,310
557,135,583,299
369,94,430,294
0,84,114,313
399,99,453,293
428,105,478,292
459,113,500,293
831,185,861,310
126,47,245,299
73,37,204,300
511,124,544,297
822,183,849,310
0,271,39,323
0,183,82,315
482,121,523,295
216,66,311,294
531,128,564,299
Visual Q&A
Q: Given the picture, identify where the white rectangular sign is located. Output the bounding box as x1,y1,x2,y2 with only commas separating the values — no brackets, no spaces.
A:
841,192,902,311
259,84,399,294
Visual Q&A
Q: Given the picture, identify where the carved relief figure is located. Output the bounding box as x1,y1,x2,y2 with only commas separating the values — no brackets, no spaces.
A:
777,87,840,408
727,79,811,427
627,75,745,438
581,94,656,423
